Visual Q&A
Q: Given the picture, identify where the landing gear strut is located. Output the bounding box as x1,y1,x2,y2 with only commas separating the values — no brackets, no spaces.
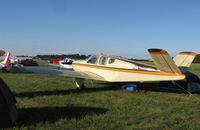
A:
74,78,85,89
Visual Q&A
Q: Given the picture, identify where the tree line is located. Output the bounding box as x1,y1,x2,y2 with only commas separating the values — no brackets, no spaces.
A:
30,53,200,63
193,54,200,63
34,54,90,60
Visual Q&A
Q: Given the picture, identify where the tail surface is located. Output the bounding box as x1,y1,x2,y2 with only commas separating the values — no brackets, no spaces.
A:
173,52,197,73
1,52,11,67
148,49,182,74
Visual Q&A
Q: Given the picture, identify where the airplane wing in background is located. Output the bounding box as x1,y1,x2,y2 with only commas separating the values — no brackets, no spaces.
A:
21,67,106,81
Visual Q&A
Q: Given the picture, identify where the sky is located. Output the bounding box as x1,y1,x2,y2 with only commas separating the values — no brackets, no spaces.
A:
0,0,200,58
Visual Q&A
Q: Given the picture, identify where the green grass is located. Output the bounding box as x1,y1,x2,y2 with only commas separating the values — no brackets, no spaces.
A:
1,64,200,130
189,63,200,76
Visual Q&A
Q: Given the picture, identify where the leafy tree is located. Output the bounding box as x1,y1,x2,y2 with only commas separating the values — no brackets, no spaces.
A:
193,54,200,63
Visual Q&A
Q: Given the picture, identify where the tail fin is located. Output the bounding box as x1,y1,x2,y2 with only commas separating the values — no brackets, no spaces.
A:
148,48,181,74
1,52,11,66
173,52,198,73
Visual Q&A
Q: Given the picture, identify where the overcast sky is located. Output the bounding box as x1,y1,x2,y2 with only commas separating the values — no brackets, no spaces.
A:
0,0,200,58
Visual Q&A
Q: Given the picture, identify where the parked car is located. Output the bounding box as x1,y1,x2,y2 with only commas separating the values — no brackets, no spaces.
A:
20,59,38,66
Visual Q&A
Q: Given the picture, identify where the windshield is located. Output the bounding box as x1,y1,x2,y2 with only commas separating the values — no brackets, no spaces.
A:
87,55,97,64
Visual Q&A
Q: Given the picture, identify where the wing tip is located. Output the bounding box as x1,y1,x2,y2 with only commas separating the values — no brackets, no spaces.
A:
148,48,168,55
179,52,198,56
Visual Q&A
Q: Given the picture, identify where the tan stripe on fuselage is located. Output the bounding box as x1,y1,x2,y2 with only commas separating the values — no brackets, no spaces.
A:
73,63,184,77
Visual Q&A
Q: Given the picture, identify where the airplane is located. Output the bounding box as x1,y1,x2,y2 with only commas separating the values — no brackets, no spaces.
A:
48,58,74,69
0,52,11,70
21,48,199,92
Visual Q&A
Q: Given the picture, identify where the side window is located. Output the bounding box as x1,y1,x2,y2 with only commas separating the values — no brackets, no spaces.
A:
109,58,115,64
99,56,107,65
87,55,97,64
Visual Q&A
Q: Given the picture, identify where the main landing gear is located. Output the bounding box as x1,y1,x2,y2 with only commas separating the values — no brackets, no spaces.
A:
74,78,85,89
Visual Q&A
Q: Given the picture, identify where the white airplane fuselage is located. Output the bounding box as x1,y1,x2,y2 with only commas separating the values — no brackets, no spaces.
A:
48,58,74,69
59,59,73,69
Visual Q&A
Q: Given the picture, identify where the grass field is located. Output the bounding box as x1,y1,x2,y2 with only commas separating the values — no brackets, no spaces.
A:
0,64,200,130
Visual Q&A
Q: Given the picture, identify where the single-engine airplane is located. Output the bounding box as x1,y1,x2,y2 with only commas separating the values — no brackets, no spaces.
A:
21,48,199,91
0,51,11,70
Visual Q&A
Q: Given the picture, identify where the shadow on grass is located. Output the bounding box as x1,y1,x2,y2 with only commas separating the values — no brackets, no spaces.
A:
15,83,122,98
139,81,200,94
15,80,200,99
17,106,108,126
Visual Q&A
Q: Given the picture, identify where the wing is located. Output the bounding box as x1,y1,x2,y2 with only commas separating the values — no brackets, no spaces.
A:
21,67,106,81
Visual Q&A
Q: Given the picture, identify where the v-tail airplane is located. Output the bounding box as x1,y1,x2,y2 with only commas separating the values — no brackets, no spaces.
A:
21,48,199,92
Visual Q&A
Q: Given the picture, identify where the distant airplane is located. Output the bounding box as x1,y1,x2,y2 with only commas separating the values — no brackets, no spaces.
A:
21,48,199,92
0,52,11,70
48,58,74,69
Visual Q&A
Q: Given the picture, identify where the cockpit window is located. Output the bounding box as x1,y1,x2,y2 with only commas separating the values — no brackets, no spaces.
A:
109,58,115,64
99,56,107,65
61,58,73,65
87,55,97,64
